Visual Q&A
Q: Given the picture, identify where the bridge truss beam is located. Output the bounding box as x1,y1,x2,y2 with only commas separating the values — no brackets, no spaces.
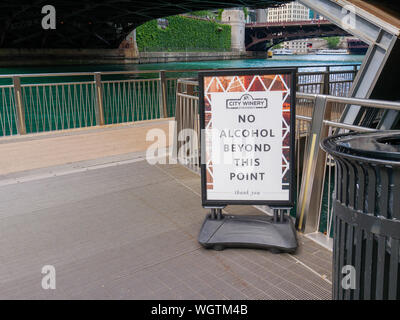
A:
245,23,350,51
0,0,292,49
299,0,399,123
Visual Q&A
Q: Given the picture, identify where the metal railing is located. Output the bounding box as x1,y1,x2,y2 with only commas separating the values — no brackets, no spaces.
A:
297,65,358,96
0,85,17,136
295,93,400,241
296,65,358,125
102,78,161,124
22,81,97,133
175,79,200,173
0,70,168,136
0,64,359,137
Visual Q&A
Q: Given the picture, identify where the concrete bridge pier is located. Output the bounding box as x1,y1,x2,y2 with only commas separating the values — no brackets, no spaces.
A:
120,29,139,58
222,9,246,52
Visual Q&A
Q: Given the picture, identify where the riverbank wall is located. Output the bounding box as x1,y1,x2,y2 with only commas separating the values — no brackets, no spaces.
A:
138,51,251,64
0,48,265,67
0,48,138,66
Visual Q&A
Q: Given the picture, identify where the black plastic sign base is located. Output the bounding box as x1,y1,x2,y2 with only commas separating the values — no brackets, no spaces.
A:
198,213,298,253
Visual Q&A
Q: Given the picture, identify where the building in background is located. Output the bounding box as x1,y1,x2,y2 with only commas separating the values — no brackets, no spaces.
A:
246,8,257,23
255,9,268,23
266,2,312,54
346,37,369,55
282,39,309,54
309,9,323,20
266,2,310,22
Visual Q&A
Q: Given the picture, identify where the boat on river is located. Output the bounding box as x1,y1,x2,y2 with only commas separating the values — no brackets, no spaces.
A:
316,49,349,55
272,48,294,55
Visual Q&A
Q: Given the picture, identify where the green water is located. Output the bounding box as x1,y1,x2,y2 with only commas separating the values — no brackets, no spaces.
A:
0,54,364,135
0,54,364,76
0,54,364,134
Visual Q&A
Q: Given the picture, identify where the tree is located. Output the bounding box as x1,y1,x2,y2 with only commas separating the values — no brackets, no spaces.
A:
325,37,340,49
217,9,224,21
242,7,249,20
271,43,283,49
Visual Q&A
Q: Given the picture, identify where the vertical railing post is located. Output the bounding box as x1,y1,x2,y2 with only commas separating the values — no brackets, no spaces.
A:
322,67,330,94
172,81,182,160
94,72,105,126
12,76,26,135
296,95,331,233
159,70,168,118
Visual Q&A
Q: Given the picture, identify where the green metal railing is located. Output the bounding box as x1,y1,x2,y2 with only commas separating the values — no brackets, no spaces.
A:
22,82,97,133
0,64,360,137
0,86,17,136
102,79,161,124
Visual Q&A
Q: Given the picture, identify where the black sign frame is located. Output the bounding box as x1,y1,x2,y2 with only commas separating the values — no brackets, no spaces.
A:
199,68,296,208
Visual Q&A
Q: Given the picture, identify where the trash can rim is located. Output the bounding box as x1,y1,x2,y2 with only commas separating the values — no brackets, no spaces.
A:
321,131,400,164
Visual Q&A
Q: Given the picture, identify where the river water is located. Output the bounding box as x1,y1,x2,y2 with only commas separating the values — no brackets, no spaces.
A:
0,54,364,74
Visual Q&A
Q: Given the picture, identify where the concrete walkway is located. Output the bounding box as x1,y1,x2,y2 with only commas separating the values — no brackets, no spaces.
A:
0,119,172,175
0,124,332,299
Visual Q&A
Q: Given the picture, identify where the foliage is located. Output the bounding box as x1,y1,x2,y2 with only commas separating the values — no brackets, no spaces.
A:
324,37,340,49
242,7,249,20
217,9,224,21
189,10,215,19
271,43,283,49
136,15,231,52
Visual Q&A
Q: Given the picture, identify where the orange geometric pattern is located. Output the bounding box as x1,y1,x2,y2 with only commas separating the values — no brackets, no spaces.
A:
204,74,292,191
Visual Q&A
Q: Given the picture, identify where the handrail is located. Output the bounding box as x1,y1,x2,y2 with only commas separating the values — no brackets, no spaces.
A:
20,81,95,87
297,70,356,76
296,92,400,110
322,119,376,132
245,19,330,28
177,79,199,86
0,70,160,79
296,115,377,132
177,92,199,100
175,83,400,113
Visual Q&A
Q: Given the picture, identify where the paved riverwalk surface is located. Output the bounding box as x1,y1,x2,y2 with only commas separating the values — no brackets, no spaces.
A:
0,121,332,299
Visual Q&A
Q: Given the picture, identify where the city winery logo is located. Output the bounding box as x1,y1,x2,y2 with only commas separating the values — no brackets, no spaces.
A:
226,94,268,109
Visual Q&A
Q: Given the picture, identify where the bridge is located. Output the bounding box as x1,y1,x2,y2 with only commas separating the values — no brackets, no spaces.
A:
245,19,350,51
0,0,290,49
0,0,398,51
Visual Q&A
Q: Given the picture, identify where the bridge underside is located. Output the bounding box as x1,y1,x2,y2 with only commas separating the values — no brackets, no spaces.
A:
245,24,350,51
0,0,290,49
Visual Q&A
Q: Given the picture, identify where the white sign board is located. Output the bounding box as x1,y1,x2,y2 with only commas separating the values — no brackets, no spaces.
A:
200,69,295,206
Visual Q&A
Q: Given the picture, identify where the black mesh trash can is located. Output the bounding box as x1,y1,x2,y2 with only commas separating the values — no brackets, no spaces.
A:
322,131,400,300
